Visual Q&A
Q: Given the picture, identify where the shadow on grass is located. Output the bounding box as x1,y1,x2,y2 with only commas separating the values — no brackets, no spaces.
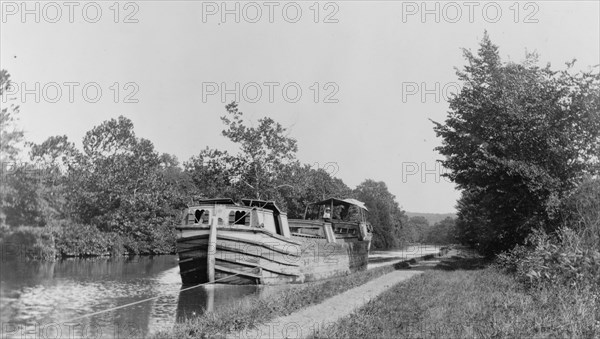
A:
393,254,491,271
433,256,490,270
368,257,403,264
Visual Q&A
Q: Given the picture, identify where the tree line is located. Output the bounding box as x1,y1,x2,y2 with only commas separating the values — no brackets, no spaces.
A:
2,87,452,257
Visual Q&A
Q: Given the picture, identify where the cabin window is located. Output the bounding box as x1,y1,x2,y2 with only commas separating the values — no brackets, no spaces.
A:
194,210,205,224
229,210,248,225
237,211,249,225
273,214,282,234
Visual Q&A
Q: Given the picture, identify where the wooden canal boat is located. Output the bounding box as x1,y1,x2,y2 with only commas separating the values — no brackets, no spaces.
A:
175,197,373,285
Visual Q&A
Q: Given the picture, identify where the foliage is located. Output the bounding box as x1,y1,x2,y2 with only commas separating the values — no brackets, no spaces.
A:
185,102,359,220
0,70,23,164
31,117,182,254
53,221,122,257
424,216,457,244
354,180,408,249
433,32,600,255
220,101,298,200
406,216,429,243
282,163,352,218
7,115,185,256
561,176,600,246
497,177,600,290
0,225,57,260
1,164,46,226
497,228,600,290
185,102,306,212
185,148,240,200
1,70,25,226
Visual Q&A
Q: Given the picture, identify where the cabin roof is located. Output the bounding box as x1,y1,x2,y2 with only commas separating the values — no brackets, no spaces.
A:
241,199,283,214
311,197,369,211
195,198,237,205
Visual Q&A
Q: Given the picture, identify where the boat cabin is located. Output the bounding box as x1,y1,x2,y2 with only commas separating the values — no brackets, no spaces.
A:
289,198,372,242
181,198,291,238
180,197,372,243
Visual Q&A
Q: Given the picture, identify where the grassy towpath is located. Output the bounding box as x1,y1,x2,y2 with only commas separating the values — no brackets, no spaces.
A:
228,270,424,339
310,251,600,338
152,263,402,338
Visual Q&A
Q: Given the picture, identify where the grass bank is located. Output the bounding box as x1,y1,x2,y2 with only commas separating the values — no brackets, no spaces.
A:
152,265,396,338
311,256,600,338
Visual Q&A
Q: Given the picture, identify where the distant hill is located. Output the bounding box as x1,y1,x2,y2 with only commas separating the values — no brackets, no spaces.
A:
405,212,456,225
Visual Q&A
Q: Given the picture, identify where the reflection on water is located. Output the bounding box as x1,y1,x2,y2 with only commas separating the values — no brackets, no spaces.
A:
0,247,434,338
0,255,269,338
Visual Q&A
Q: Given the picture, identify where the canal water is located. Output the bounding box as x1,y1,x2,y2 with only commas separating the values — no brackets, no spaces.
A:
0,245,441,338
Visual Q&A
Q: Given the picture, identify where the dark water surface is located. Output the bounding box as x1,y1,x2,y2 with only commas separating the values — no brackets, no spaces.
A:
0,246,440,338
0,255,275,338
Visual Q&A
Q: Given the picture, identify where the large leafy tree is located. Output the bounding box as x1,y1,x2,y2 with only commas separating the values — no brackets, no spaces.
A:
221,102,298,199
425,217,457,245
407,216,430,243
281,163,352,218
31,116,185,253
27,135,80,223
185,148,241,200
0,70,23,164
433,33,600,255
354,179,407,249
186,102,299,203
1,70,29,226
185,103,358,218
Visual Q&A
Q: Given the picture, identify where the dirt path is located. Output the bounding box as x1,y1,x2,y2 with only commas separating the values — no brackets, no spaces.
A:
228,270,424,339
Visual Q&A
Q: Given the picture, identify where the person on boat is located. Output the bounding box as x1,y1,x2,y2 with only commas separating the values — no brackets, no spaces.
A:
323,207,331,221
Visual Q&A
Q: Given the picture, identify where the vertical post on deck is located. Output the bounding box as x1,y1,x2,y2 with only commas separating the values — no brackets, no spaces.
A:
330,201,333,219
207,216,217,283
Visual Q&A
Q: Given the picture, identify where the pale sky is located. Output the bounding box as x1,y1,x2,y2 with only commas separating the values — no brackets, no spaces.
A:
1,1,599,213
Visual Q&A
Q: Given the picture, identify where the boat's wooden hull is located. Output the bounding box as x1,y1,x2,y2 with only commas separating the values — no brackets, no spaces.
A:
176,227,370,285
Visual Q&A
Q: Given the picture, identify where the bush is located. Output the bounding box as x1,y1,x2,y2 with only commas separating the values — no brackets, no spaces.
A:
497,228,600,289
497,178,600,290
53,221,123,257
561,177,600,247
0,225,57,260
118,218,176,255
0,218,175,259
